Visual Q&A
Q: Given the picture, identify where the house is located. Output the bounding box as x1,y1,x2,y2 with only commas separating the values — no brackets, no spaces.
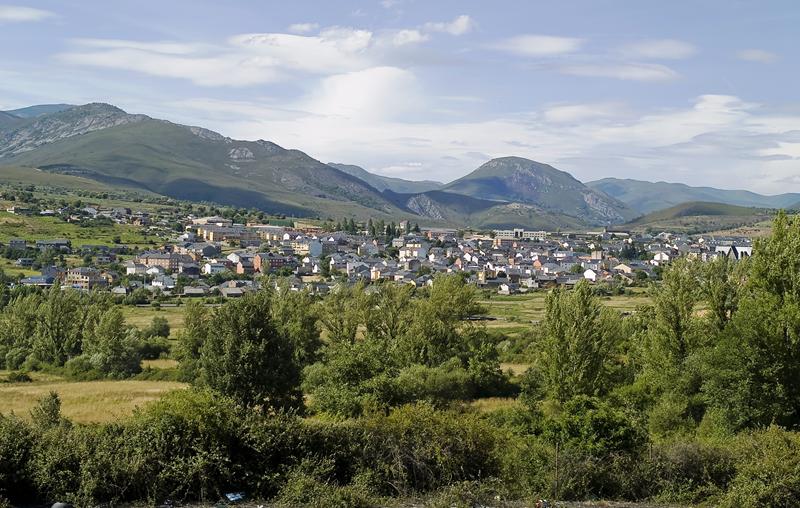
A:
8,238,26,250
583,269,598,282
151,275,176,289
254,252,295,273
65,267,107,290
36,239,71,252
6,206,31,215
125,261,148,276
15,258,34,267
203,261,228,275
652,251,671,265
135,251,193,271
19,275,55,287
182,287,208,297
498,283,519,295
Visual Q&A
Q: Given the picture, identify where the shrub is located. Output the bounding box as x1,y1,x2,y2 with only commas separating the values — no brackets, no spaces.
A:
361,403,501,496
4,371,31,383
721,427,800,507
0,414,33,502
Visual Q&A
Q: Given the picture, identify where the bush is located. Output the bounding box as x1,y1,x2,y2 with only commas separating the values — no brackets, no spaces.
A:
361,403,501,496
0,414,33,502
4,371,31,383
721,427,800,507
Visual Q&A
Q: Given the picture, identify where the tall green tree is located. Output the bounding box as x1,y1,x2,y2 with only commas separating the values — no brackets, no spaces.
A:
538,280,622,402
200,291,303,412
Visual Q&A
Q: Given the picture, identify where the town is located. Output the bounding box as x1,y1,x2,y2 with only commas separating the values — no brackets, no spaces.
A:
2,201,755,298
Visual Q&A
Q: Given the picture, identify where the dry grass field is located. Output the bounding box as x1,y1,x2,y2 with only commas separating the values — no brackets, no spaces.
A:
0,376,187,423
121,305,188,337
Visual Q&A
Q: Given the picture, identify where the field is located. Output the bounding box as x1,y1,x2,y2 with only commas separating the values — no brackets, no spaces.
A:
0,373,187,423
0,290,650,422
0,211,155,247
121,305,189,337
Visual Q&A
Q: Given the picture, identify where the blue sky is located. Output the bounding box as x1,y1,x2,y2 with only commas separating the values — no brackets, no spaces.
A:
1,0,799,192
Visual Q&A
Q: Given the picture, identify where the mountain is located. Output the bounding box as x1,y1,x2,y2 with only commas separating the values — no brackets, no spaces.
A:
623,201,774,234
0,103,409,220
5,104,74,119
0,102,642,230
328,163,442,194
443,157,638,224
0,112,21,130
588,177,800,215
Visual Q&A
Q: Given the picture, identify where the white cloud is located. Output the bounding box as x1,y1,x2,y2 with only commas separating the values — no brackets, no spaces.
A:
180,92,800,193
558,62,679,81
491,35,583,56
302,66,422,121
59,28,381,86
0,5,53,22
619,39,696,59
287,23,319,34
423,15,475,36
543,102,625,123
737,48,779,63
391,29,429,46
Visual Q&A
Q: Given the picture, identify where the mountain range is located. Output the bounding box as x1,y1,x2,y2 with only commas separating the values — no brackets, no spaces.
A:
588,178,800,215
0,102,795,230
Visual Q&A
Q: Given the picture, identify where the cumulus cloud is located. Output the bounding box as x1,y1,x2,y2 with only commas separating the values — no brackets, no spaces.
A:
491,35,583,56
287,23,319,34
0,5,53,22
423,15,475,36
173,92,800,192
390,29,429,46
302,66,422,121
737,48,779,63
619,39,696,59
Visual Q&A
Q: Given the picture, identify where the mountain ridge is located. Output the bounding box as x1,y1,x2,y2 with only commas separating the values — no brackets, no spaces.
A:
588,177,800,214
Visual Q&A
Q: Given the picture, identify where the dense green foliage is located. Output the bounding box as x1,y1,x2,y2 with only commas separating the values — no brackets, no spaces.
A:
5,215,800,505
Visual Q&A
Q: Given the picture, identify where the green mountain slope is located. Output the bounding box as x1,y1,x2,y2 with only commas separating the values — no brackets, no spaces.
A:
443,156,637,224
5,104,74,118
329,163,442,194
588,177,800,215
0,112,22,130
0,104,408,220
623,201,775,234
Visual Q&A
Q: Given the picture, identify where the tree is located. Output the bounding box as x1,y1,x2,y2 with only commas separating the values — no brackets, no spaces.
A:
537,280,622,402
703,212,800,429
82,307,142,378
146,316,170,338
271,284,322,366
200,291,303,412
316,283,365,345
175,300,209,381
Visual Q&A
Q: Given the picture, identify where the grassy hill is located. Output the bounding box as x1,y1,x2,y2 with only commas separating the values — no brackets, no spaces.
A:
588,177,800,215
625,201,775,233
0,105,413,221
444,157,637,225
329,163,442,194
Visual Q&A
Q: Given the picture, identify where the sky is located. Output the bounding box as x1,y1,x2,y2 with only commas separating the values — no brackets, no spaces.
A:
0,0,799,193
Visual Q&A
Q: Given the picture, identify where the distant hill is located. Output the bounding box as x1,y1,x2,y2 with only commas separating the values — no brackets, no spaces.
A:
623,201,774,234
444,157,638,224
588,177,800,215
4,104,74,118
329,163,442,194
